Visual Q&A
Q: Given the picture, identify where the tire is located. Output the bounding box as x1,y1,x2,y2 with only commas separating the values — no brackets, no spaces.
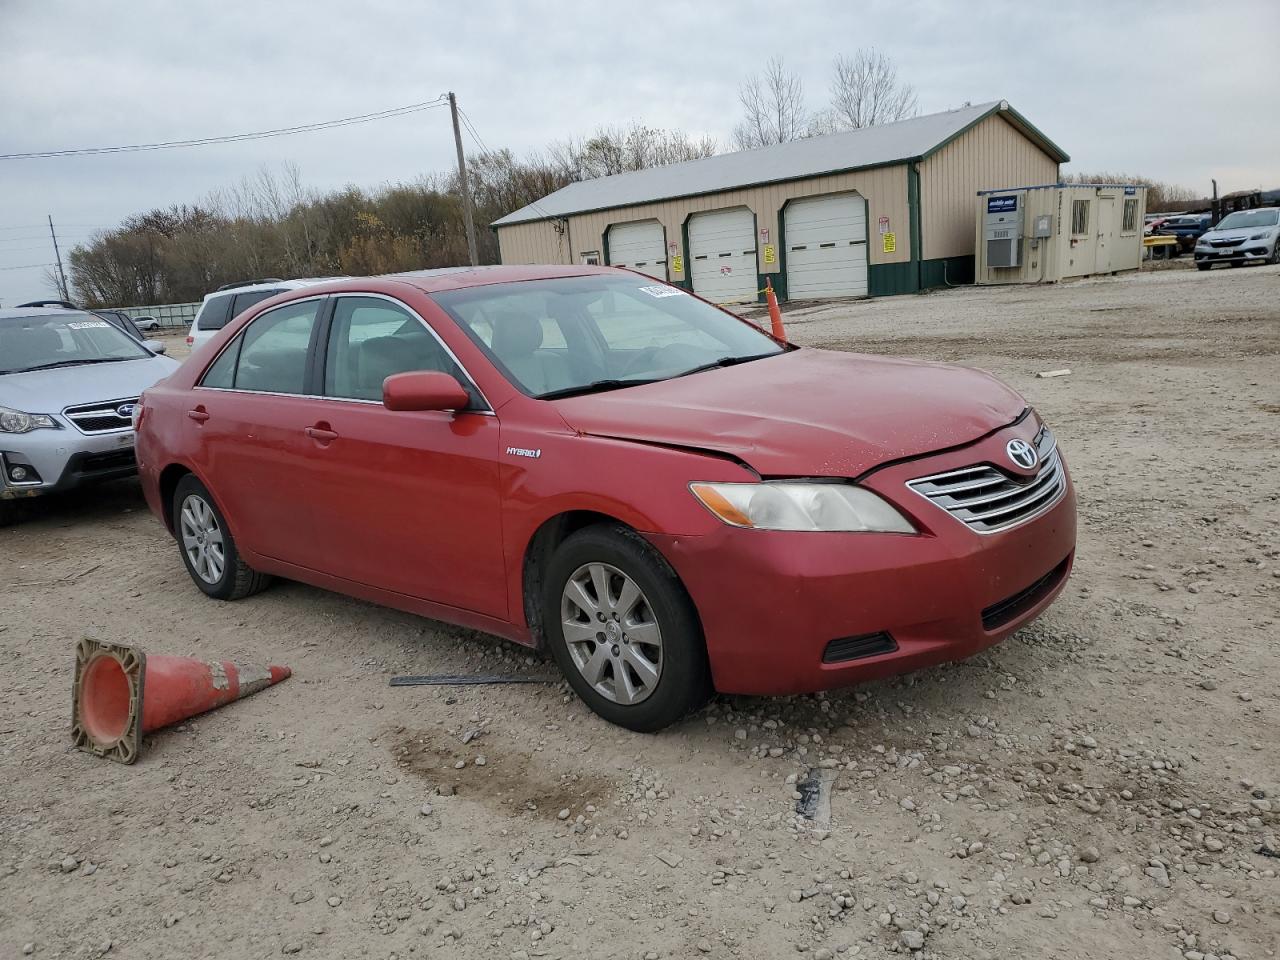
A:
1229,260,1243,268
1270,245,1280,266
542,524,710,732
1196,263,1212,271
172,475,271,601
0,499,19,528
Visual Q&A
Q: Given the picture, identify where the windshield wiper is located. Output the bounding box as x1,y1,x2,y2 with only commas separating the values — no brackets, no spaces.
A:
538,378,662,400
678,352,780,378
4,357,136,374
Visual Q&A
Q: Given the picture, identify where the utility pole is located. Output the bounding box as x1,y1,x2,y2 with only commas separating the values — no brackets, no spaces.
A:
48,215,69,301
448,92,479,267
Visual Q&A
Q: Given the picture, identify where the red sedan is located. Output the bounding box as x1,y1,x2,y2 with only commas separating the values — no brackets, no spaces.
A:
136,266,1075,731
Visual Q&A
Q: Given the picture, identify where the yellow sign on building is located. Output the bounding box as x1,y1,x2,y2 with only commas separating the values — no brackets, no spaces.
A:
671,255,684,274
883,232,897,253
762,243,776,265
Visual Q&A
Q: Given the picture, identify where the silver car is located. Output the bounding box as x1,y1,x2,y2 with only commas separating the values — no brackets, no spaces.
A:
1194,208,1280,270
0,308,179,526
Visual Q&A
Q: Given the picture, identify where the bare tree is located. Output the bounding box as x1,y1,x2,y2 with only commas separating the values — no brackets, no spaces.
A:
827,48,918,130
733,57,807,149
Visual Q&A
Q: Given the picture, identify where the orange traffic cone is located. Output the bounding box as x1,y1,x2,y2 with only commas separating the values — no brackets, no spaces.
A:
764,278,787,341
71,637,290,764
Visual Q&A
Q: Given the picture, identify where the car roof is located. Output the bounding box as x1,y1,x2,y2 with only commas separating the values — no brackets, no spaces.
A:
0,307,99,322
280,264,626,300
201,277,347,300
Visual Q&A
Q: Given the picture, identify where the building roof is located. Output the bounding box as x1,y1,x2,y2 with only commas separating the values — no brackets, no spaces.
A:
494,100,1068,227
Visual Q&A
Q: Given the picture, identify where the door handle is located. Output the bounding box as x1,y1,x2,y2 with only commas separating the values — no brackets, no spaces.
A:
304,425,338,442
187,409,209,423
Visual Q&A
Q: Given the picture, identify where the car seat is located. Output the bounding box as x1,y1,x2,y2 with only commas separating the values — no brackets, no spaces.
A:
489,311,572,395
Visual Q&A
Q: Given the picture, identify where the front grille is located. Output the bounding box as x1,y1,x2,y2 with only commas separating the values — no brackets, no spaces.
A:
822,632,897,664
906,428,1066,534
981,557,1071,630
1211,238,1244,247
63,398,137,434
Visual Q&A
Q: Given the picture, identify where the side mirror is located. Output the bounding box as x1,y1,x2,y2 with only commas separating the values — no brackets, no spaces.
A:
383,371,470,412
144,340,167,355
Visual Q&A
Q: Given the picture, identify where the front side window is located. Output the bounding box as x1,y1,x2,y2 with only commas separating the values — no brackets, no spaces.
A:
322,296,474,403
433,274,785,399
1121,199,1138,233
1071,200,1090,237
202,299,320,394
0,312,150,375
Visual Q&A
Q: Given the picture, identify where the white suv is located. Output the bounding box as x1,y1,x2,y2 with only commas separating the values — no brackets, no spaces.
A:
186,278,344,350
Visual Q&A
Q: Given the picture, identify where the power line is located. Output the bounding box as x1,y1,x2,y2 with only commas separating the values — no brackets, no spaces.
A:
0,97,450,160
458,106,562,227
0,263,54,271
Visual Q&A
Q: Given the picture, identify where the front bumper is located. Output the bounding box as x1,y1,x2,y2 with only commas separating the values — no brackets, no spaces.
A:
0,427,138,500
648,423,1077,696
1194,243,1274,263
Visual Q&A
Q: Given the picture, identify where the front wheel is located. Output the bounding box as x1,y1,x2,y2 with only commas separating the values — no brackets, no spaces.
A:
173,475,271,601
543,524,709,732
0,499,19,528
1196,262,1212,271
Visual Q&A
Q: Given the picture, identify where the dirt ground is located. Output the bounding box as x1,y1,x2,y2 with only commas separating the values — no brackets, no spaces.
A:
2,263,1277,960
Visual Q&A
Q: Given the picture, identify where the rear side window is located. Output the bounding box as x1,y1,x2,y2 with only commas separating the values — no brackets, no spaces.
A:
231,289,282,320
199,300,320,394
196,295,234,331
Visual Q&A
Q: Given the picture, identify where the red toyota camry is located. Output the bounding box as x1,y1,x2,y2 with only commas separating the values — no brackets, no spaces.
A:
136,266,1075,731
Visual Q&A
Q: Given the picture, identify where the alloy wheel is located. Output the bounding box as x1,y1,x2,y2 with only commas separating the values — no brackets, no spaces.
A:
561,562,663,705
179,494,225,585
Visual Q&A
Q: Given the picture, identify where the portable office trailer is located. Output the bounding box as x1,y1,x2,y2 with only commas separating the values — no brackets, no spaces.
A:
974,183,1147,284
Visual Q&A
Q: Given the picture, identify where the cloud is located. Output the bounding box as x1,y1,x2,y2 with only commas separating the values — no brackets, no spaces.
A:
3,0,1277,303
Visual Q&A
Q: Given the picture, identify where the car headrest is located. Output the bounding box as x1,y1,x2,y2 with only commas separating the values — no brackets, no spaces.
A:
490,311,543,360
0,324,63,368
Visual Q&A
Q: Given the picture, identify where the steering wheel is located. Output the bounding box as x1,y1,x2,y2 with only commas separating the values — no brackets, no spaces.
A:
618,346,663,377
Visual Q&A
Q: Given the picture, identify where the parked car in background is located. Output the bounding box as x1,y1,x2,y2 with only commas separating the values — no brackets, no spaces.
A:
186,278,344,349
1156,214,1213,254
1194,208,1280,270
0,308,179,527
91,309,149,344
137,266,1076,731
133,315,161,332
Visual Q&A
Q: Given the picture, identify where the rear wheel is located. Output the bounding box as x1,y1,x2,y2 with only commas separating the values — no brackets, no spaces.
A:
542,524,709,732
173,475,271,601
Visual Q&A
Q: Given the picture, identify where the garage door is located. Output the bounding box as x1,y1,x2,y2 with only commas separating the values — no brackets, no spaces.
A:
784,193,868,299
607,220,667,280
688,207,758,304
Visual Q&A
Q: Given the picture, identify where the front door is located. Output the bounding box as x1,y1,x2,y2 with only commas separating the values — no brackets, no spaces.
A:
1095,196,1115,273
302,295,506,618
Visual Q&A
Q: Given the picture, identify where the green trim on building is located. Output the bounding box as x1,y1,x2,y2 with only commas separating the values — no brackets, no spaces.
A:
919,103,1070,165
676,216,694,290
918,255,975,290
905,163,922,293
601,225,612,266
868,262,918,297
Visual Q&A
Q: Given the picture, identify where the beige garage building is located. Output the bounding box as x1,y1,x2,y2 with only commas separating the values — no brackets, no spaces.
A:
493,100,1069,302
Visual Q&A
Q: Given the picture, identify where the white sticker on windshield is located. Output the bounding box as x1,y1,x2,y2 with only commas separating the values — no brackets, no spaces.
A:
67,321,110,329
637,284,685,298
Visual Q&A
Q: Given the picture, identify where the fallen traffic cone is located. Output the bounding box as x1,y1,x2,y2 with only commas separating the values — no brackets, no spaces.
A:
71,637,290,764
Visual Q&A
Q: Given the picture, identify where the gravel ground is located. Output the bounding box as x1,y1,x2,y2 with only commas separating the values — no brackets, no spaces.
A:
2,264,1277,960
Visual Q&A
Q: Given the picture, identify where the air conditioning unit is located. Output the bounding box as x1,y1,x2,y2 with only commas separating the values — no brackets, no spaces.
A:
987,235,1021,268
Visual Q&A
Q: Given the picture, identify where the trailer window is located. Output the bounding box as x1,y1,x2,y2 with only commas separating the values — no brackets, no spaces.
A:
1121,199,1138,233
1071,200,1090,237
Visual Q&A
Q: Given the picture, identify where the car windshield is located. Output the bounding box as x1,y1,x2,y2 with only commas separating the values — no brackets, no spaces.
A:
1215,210,1279,230
433,274,787,399
0,313,151,374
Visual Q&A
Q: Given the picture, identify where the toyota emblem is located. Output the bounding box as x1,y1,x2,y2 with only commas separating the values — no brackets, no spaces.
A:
1006,438,1039,470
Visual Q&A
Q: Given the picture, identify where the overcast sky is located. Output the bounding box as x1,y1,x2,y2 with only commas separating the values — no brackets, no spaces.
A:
3,0,1277,305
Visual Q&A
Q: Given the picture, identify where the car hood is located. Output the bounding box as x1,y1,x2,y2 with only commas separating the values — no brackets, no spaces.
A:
552,348,1026,477
0,355,179,414
1201,227,1274,242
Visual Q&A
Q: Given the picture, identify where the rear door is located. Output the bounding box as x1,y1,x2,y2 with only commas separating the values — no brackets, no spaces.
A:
189,297,328,567
298,294,506,617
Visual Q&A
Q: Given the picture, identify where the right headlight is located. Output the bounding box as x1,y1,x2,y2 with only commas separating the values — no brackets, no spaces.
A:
690,481,915,533
0,405,57,434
